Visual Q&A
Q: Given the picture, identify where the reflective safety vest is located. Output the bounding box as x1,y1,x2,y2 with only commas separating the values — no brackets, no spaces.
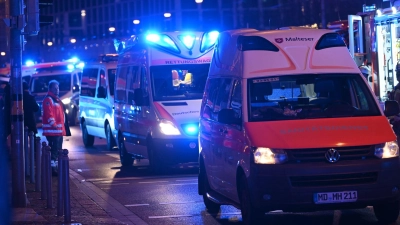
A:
42,92,66,136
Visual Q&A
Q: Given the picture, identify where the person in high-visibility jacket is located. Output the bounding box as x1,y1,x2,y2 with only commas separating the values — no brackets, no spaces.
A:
42,80,71,175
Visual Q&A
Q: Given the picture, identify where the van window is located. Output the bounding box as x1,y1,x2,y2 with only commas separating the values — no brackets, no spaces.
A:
99,69,107,96
213,78,232,113
127,66,139,104
31,74,72,94
81,68,98,97
151,64,209,101
248,74,381,121
231,79,242,121
202,78,221,121
108,68,116,96
115,66,129,103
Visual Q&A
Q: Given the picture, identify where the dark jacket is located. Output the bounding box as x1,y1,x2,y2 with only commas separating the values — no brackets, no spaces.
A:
23,90,39,134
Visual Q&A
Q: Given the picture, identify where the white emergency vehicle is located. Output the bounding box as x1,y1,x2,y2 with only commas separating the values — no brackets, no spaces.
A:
114,31,218,172
27,60,84,126
199,28,400,225
79,54,118,151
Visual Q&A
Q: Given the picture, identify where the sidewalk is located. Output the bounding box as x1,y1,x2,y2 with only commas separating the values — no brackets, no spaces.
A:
11,170,148,225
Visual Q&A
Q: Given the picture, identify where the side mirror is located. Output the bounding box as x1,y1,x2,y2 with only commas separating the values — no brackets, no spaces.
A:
97,86,107,98
133,88,149,106
73,84,80,93
384,100,400,117
218,108,240,125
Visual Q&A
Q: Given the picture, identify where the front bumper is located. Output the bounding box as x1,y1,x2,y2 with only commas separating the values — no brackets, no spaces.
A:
152,138,199,165
248,158,400,212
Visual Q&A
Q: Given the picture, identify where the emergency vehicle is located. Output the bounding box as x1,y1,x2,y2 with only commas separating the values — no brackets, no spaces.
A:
113,31,218,172
328,3,400,101
27,60,84,126
199,28,400,224
79,54,118,151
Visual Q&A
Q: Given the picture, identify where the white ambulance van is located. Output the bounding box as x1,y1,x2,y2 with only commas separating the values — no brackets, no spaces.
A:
28,61,83,126
114,31,218,172
198,28,400,224
79,54,118,150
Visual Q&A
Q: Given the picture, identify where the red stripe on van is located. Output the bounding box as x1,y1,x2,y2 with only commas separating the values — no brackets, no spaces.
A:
244,116,396,149
153,102,175,122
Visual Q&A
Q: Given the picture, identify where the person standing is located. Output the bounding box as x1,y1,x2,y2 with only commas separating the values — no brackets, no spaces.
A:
23,81,39,134
42,80,71,175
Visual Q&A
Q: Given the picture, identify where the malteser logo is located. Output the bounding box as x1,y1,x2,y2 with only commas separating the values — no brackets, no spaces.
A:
275,38,283,43
285,37,314,41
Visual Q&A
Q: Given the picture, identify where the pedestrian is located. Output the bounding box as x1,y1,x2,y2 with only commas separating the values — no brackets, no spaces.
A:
42,80,71,176
23,81,39,134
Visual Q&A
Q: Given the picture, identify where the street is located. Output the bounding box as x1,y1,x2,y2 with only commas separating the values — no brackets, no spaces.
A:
38,126,400,225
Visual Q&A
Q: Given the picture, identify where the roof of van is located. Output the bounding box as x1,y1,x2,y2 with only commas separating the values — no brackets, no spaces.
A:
209,28,359,78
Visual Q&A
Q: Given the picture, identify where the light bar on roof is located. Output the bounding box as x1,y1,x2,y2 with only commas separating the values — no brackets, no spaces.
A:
145,33,179,53
200,31,219,52
178,34,196,50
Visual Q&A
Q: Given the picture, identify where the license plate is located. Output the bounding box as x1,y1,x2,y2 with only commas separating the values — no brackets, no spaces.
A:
314,191,357,204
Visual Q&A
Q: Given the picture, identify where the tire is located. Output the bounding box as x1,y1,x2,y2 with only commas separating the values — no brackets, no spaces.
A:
69,109,77,126
199,162,220,214
118,135,133,167
82,121,94,147
147,139,163,174
373,201,400,224
239,175,265,225
106,124,116,151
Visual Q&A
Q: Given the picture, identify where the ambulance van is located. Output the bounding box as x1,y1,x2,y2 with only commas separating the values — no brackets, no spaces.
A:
79,54,118,151
114,31,218,172
198,28,400,225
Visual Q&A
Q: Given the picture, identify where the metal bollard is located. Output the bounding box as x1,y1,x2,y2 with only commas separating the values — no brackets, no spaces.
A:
35,137,41,192
24,127,30,177
45,145,53,209
57,149,64,217
29,132,35,183
62,149,71,223
40,142,47,200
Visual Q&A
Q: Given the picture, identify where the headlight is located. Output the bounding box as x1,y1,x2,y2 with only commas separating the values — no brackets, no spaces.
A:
62,98,71,104
374,141,399,159
159,119,181,135
253,147,288,164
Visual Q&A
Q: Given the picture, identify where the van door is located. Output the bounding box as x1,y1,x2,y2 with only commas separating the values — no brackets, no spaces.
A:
212,78,234,195
95,68,108,134
220,79,243,201
114,65,129,142
80,67,99,134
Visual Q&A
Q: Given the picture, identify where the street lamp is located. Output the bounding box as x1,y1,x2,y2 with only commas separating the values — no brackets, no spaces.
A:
0,52,5,56
164,12,171,18
81,10,86,17
109,27,116,32
70,38,77,43
195,0,203,3
47,42,53,46
133,19,140,25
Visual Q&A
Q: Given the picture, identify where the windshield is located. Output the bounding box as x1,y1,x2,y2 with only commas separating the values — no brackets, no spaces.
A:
151,64,210,101
31,74,71,93
248,74,381,121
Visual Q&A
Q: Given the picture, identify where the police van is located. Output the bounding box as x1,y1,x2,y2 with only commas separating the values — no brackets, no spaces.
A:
79,54,118,150
114,31,218,172
198,28,400,224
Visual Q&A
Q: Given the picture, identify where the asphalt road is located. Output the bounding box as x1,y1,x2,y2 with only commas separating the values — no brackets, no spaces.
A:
38,126,400,225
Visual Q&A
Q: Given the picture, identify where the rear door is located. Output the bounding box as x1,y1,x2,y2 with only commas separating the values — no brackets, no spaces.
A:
80,67,99,134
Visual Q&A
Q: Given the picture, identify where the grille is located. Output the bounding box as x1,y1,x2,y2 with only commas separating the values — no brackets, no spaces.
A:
290,172,378,187
287,145,374,163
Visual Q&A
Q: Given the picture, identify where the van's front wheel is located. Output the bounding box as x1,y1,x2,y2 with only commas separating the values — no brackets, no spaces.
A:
239,175,265,225
118,135,133,167
106,124,116,151
199,162,220,214
373,201,400,224
82,121,94,147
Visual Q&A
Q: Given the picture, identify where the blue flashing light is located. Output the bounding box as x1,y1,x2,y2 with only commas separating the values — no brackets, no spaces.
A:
145,33,179,53
178,35,195,50
67,64,75,70
25,60,35,66
76,62,85,69
200,31,219,52
68,57,79,63
184,124,199,135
